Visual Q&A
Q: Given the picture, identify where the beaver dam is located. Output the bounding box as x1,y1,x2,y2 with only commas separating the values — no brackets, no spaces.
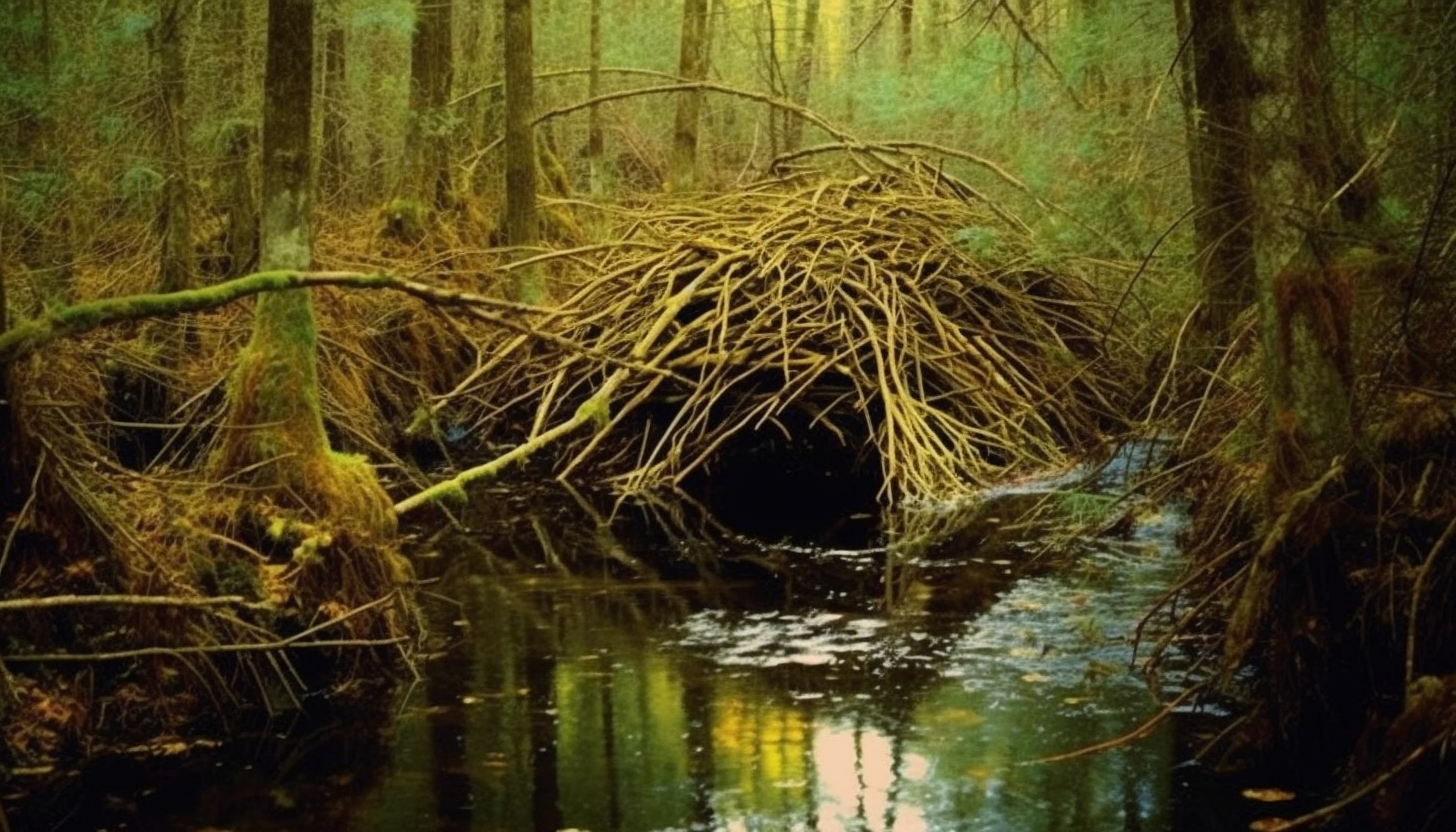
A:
423,172,1133,526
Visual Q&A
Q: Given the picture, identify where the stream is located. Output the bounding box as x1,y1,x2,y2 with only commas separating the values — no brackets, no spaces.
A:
5,444,1257,832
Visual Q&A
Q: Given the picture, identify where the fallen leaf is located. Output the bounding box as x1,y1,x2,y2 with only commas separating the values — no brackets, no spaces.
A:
1242,788,1297,803
1021,672,1051,683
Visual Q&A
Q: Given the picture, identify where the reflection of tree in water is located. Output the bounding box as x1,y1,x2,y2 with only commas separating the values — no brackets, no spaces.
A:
525,600,562,832
372,477,1178,832
416,546,474,832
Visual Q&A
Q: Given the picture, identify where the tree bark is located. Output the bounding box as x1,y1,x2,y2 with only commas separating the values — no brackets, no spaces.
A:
898,0,914,72
321,3,348,201
4,0,70,306
155,0,194,294
670,0,710,192
1187,0,1256,343
785,0,821,153
410,0,455,210
213,0,398,541
1262,0,1371,492
587,0,604,195
1292,0,1376,225
503,0,541,303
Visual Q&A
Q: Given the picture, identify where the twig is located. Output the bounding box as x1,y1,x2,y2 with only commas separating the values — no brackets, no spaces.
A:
1404,512,1456,699
2,636,407,663
1031,684,1203,764
0,593,261,613
2,592,403,662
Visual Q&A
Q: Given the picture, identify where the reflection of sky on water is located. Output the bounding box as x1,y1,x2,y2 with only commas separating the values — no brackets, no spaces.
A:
671,502,1185,832
812,724,931,832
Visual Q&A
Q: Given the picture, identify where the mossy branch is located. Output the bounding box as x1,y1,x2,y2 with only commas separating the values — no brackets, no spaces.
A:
392,370,628,516
393,260,715,516
0,270,546,365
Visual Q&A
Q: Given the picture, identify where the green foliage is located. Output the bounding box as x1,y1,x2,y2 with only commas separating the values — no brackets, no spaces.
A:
382,198,429,242
202,118,259,156
1378,196,1411,225
104,11,157,46
349,0,414,33
416,108,463,140
953,226,1001,258
1055,491,1118,528
12,170,66,224
118,164,164,206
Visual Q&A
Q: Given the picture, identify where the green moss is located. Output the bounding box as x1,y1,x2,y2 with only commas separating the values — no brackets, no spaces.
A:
382,198,429,243
438,481,469,506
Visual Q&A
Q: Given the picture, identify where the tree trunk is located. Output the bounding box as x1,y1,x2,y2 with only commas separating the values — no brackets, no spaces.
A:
1265,249,1355,493
410,0,454,210
587,0,604,195
321,3,348,202
503,0,541,303
1262,0,1370,492
4,0,70,306
214,0,394,546
925,0,942,60
220,122,258,279
1187,0,1256,343
218,0,249,115
763,0,784,156
898,0,914,72
1292,0,1377,225
155,0,194,294
669,0,710,192
785,0,821,153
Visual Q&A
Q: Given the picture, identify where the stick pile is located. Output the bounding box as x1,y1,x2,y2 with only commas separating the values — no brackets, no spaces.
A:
463,173,1130,505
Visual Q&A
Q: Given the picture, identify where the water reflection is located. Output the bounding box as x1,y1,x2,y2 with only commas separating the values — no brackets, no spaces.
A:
352,478,1187,832
3,448,1212,832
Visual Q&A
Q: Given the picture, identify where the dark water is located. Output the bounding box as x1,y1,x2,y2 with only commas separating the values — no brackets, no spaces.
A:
4,445,1252,832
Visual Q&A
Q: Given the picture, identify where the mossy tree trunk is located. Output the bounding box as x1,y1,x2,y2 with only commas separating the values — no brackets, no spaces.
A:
155,0,194,295
409,0,454,210
214,0,394,545
1186,0,1256,344
669,0,709,192
503,0,541,303
1263,0,1371,493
